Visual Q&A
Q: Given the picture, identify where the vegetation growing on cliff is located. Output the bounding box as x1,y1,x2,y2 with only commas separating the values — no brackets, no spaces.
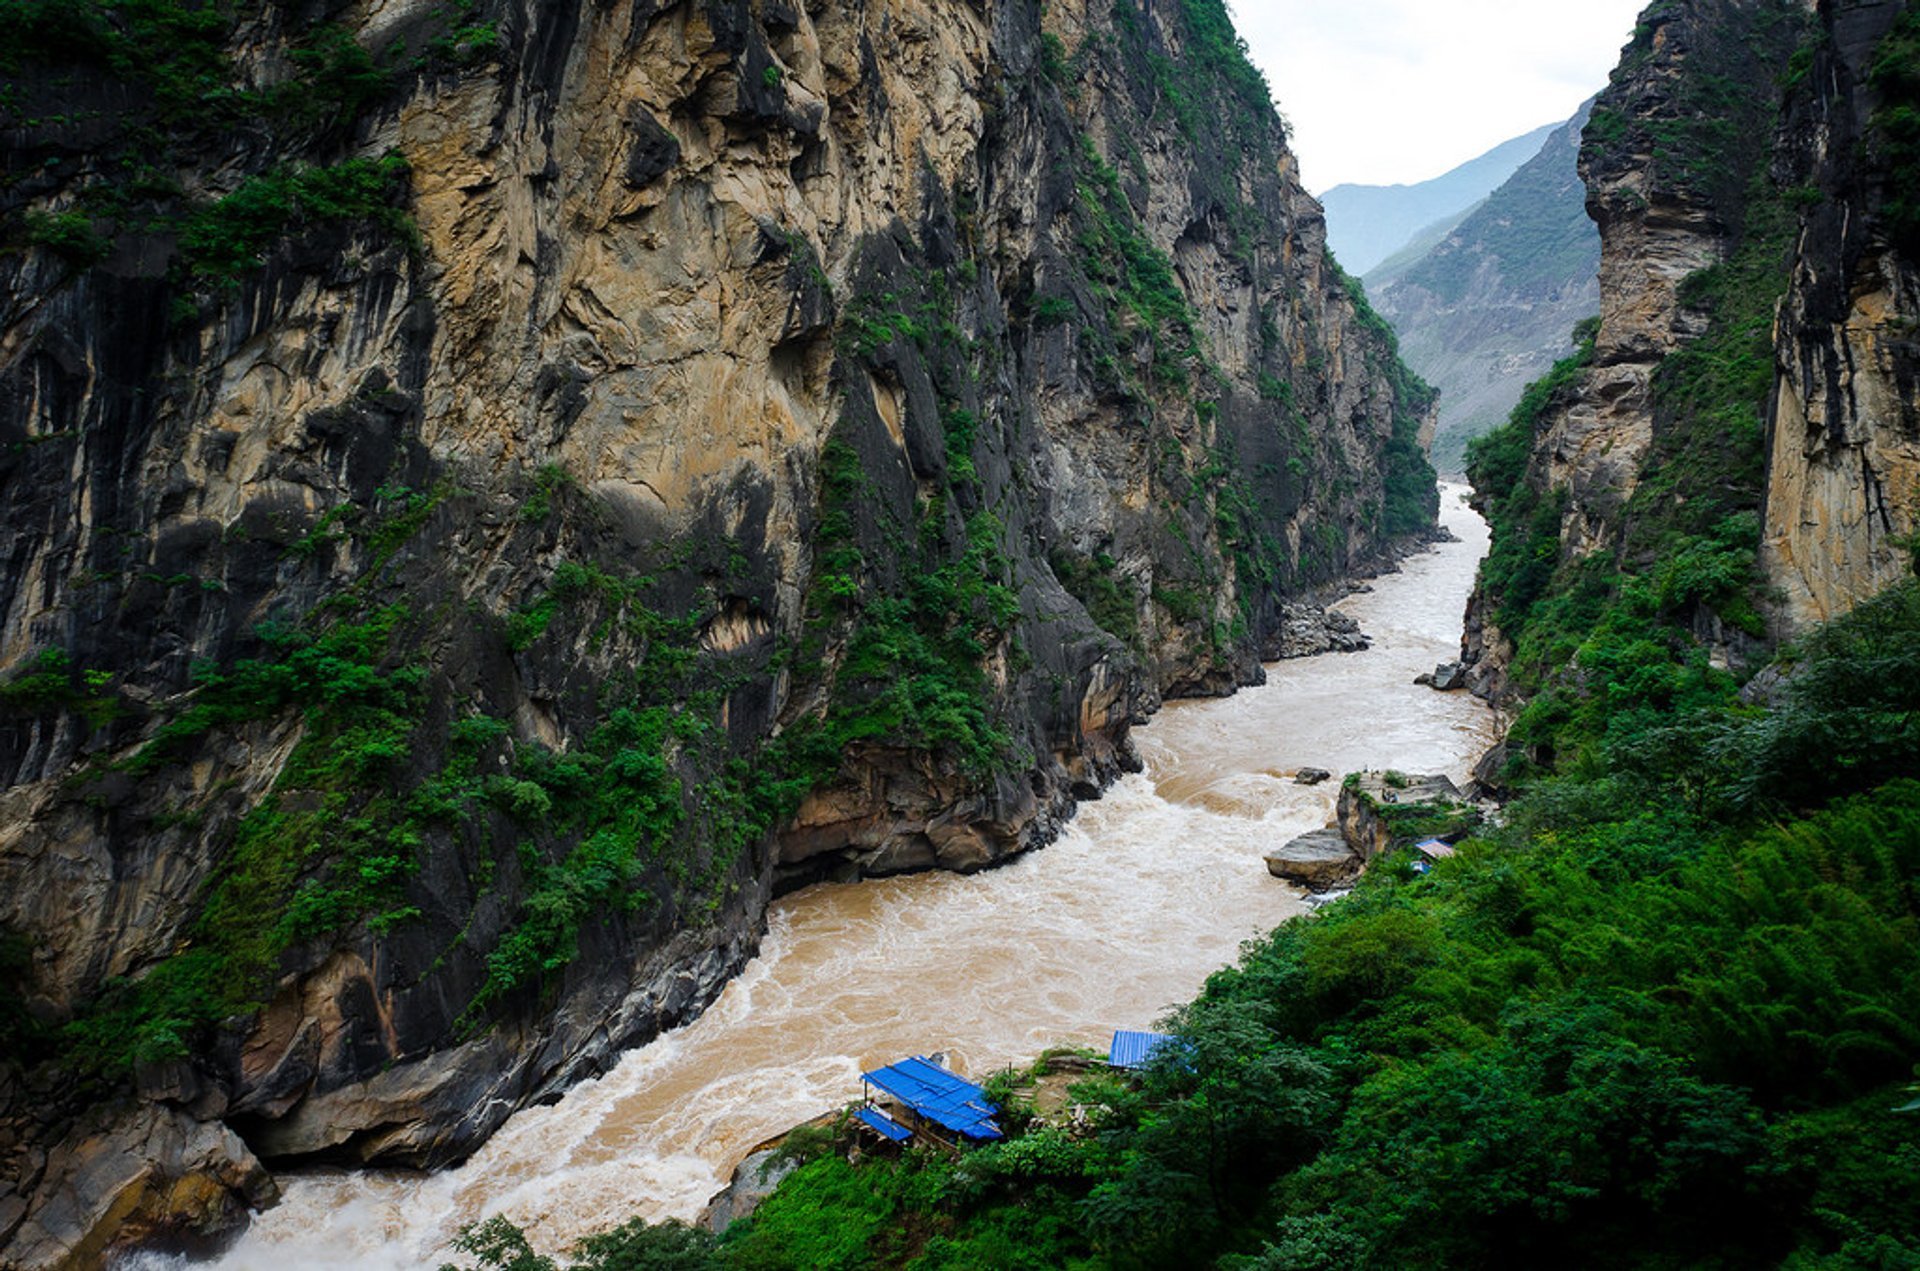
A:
0,0,487,294
1465,145,1799,773
464,583,1920,1270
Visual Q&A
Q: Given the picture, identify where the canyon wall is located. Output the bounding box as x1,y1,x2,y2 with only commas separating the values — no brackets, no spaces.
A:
1464,0,1918,707
1762,0,1920,627
0,0,1435,1262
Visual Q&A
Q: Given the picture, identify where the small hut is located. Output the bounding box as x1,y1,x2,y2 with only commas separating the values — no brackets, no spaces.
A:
859,1056,1003,1152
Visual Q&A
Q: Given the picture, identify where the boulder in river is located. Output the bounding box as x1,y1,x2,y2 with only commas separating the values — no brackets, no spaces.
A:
1430,662,1467,691
1262,603,1370,659
1293,767,1333,786
1264,830,1361,891
1,1102,276,1269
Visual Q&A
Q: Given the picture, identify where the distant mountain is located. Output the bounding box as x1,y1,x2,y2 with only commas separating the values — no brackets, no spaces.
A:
1366,101,1602,473
1319,122,1560,274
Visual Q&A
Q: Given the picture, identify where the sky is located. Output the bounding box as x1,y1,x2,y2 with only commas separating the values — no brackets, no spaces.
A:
1231,0,1652,193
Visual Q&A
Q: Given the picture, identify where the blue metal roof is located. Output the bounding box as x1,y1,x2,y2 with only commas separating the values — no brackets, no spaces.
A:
854,1106,913,1143
1109,1030,1176,1070
862,1057,1003,1141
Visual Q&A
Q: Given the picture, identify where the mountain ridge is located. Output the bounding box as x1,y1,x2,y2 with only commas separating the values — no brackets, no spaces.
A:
1319,120,1561,274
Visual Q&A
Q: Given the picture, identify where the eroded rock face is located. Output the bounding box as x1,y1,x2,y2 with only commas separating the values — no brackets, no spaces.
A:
0,0,1437,1259
1761,0,1920,630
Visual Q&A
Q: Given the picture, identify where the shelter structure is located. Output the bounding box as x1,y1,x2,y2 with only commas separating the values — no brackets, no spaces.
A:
1108,1030,1177,1071
860,1056,1003,1149
1411,838,1457,875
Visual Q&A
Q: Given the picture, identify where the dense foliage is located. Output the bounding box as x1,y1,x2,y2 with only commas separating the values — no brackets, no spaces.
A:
0,0,493,289
1338,268,1440,538
439,583,1920,1270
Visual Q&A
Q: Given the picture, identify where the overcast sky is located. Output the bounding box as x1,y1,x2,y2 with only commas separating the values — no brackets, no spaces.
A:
1231,1,1651,193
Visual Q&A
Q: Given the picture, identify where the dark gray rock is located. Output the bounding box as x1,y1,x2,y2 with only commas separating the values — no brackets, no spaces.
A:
1263,603,1371,660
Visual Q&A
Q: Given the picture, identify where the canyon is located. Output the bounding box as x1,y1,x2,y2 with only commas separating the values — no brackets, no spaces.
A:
0,0,1435,1263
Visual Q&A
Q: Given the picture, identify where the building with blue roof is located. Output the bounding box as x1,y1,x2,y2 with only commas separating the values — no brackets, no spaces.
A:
861,1056,1003,1145
1108,1030,1177,1071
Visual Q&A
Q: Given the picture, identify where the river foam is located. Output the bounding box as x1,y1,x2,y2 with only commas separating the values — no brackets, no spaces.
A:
161,485,1495,1270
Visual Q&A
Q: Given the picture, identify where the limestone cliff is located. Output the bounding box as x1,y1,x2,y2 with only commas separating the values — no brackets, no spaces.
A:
0,0,1435,1262
1762,0,1920,628
1464,0,1919,729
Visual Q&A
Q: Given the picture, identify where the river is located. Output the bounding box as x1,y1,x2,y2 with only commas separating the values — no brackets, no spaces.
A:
172,485,1496,1269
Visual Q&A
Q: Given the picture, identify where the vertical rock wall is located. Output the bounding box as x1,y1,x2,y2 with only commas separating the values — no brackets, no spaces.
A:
1762,0,1920,627
0,0,1435,1260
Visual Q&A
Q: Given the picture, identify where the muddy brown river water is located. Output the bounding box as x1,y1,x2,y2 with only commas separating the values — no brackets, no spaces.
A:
173,485,1496,1269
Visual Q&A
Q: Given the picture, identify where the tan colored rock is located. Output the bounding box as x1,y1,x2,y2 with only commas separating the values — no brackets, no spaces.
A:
1263,830,1358,892
4,1106,274,1271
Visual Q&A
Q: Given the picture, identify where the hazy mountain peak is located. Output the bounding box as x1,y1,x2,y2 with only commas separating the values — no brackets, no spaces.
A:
1319,121,1561,274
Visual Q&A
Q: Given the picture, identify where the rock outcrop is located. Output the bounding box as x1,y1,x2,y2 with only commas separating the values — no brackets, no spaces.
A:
0,0,1438,1261
1336,772,1475,861
1262,603,1369,660
1262,828,1358,892
1761,1,1920,629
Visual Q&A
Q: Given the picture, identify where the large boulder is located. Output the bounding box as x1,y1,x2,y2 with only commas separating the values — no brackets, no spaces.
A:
1263,830,1361,891
2,1103,275,1270
702,1147,796,1235
1262,604,1371,660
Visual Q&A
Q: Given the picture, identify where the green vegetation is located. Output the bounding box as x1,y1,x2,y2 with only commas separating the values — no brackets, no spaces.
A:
0,648,120,727
526,581,1920,1270
1870,3,1920,256
20,209,110,267
1466,317,1596,638
1110,0,1273,149
0,0,493,294
176,152,416,287
440,1213,724,1271
1337,267,1438,537
1467,150,1798,770
1073,137,1201,393
59,605,435,1079
792,440,1018,777
1051,550,1141,649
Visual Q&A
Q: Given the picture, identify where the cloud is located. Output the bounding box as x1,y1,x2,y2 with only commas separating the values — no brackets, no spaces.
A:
1228,0,1649,192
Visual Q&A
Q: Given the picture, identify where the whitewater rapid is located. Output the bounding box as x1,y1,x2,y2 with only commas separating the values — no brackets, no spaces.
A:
162,485,1495,1269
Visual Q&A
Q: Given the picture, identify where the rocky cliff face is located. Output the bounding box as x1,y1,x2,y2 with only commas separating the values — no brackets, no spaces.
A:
1465,0,1919,719
1762,1,1920,628
1460,0,1899,704
0,0,1435,1261
1367,102,1602,475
